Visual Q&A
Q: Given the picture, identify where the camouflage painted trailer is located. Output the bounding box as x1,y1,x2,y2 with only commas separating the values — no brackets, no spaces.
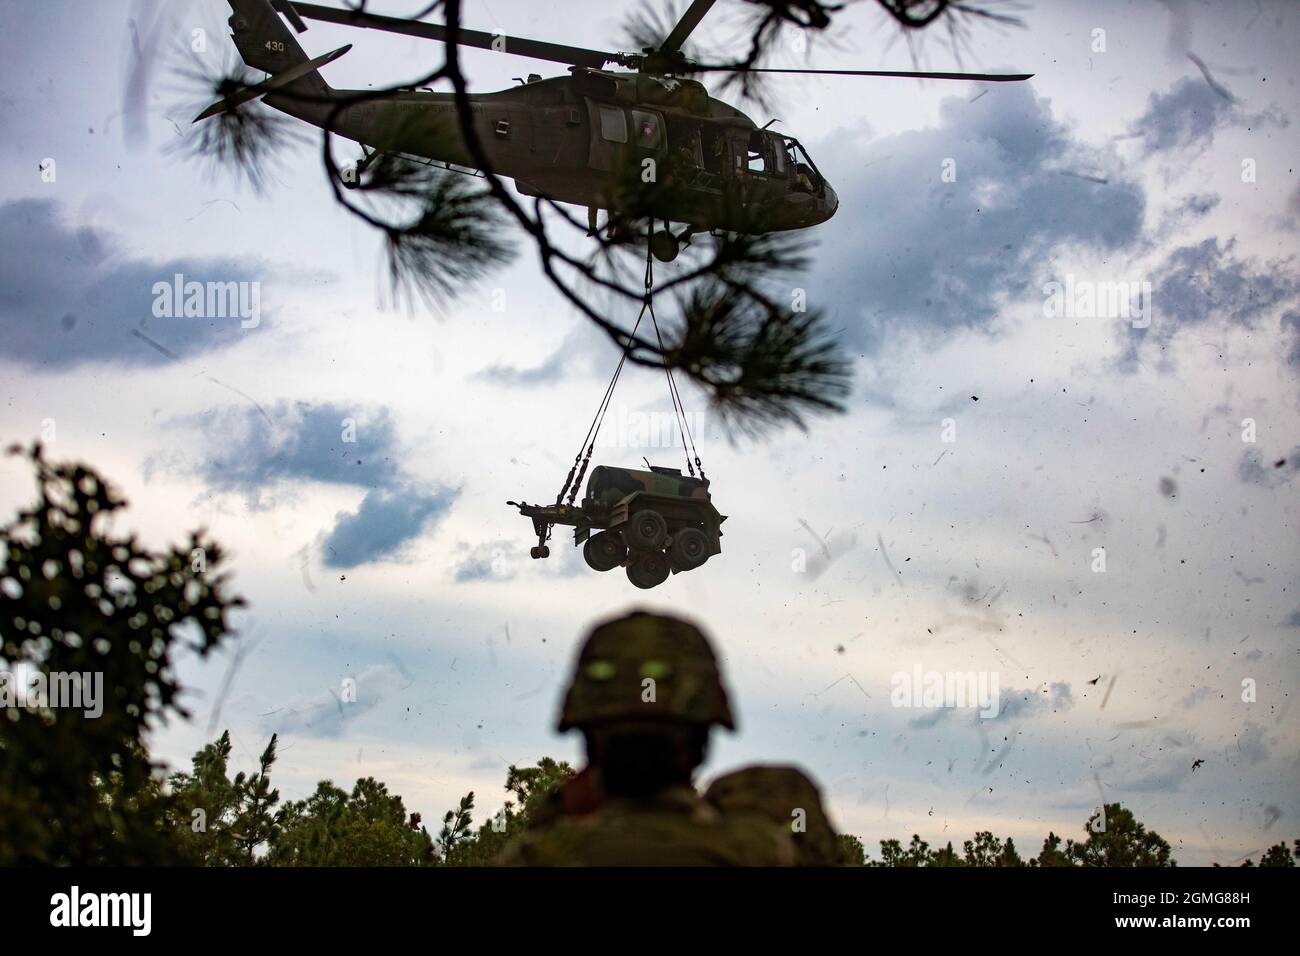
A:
509,464,725,589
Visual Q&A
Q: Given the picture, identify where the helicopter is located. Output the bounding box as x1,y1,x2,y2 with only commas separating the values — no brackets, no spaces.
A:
202,0,1032,261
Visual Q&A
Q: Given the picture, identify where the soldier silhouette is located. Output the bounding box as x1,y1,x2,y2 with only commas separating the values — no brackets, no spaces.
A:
498,610,841,866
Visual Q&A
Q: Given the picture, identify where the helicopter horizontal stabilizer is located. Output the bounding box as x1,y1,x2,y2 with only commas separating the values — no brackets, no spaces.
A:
193,44,351,122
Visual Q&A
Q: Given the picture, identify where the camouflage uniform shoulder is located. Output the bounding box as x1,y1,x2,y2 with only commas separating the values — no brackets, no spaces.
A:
497,785,796,866
704,764,843,866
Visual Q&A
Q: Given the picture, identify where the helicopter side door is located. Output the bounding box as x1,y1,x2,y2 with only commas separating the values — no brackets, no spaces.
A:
525,78,581,167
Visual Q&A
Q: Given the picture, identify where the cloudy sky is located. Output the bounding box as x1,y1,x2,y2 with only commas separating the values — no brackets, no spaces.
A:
1,0,1297,865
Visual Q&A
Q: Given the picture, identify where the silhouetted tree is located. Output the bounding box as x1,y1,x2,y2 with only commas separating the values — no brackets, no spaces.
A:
838,833,867,866
1249,840,1297,867
0,445,243,865
269,776,435,866
928,841,962,866
871,833,933,866
1034,831,1075,867
1068,803,1174,867
961,830,1024,866
437,792,476,862
166,730,281,865
440,757,576,865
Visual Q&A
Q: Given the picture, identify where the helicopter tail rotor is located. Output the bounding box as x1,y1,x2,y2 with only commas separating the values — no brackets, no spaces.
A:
193,43,351,122
194,1,352,123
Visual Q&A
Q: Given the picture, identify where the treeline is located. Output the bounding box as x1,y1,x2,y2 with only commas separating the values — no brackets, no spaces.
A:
159,730,575,866
841,818,1296,867
149,730,1300,868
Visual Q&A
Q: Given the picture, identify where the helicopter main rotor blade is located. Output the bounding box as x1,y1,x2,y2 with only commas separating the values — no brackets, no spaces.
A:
287,1,625,69
694,66,1034,81
660,0,719,53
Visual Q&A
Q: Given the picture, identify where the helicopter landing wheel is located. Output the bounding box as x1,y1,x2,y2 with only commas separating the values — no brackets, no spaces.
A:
650,229,680,263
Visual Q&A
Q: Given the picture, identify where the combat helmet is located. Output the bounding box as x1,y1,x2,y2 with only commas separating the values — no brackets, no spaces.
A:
557,610,735,731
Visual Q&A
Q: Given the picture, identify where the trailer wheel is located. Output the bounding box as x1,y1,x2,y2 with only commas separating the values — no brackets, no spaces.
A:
626,551,670,589
669,527,709,571
583,531,626,572
624,509,668,551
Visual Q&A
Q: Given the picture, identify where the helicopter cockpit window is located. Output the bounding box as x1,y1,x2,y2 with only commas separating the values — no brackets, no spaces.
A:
770,132,786,175
598,106,628,144
784,137,823,194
